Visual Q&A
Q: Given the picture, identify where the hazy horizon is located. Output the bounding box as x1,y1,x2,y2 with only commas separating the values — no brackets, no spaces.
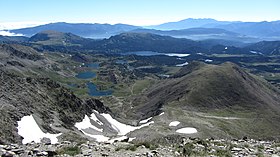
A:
0,0,279,30
0,17,280,31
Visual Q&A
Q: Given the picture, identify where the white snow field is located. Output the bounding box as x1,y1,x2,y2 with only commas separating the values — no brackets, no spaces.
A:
75,110,154,142
75,114,103,132
17,115,61,144
82,131,110,142
101,113,154,135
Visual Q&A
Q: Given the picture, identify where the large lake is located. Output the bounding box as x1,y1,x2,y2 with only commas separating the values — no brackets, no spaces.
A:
121,51,190,57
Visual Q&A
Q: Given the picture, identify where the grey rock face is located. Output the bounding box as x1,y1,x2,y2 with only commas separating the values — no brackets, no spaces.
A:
40,138,51,145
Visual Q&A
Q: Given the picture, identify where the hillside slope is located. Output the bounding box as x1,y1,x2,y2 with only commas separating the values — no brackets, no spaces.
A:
245,41,280,55
126,62,280,139
29,30,93,46
90,32,206,53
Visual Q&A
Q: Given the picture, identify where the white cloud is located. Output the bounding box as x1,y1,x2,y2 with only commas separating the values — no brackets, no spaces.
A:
0,30,24,36
0,22,46,30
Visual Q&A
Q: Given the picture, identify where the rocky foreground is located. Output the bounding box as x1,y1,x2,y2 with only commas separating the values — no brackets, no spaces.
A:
1,138,280,157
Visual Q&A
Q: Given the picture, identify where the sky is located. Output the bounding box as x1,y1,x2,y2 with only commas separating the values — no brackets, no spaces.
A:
0,0,279,29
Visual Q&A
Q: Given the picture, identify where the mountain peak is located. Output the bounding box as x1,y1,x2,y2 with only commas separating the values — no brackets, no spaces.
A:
180,18,217,22
147,18,230,30
29,30,87,46
130,62,280,119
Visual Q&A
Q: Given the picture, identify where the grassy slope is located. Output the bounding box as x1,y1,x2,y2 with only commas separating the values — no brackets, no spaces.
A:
126,62,280,140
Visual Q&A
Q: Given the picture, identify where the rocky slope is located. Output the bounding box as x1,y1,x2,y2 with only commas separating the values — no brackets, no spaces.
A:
1,138,280,157
245,41,280,55
0,69,111,144
0,43,46,75
0,44,113,144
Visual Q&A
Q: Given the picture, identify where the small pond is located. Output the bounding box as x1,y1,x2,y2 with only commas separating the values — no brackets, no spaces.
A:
75,71,96,79
87,82,113,96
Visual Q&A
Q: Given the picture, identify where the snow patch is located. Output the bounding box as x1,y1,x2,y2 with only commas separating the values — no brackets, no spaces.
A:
82,131,110,142
250,51,263,55
159,112,164,116
75,114,103,132
17,115,61,144
225,47,228,50
139,117,153,124
177,58,184,60
101,113,154,135
158,74,170,78
176,127,197,134
128,137,136,142
176,61,189,67
169,121,180,127
205,59,213,62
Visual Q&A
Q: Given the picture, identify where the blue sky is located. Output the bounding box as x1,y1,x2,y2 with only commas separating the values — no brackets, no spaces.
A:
0,0,279,26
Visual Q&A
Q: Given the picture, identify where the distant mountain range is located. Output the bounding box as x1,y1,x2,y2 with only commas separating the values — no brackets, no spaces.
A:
148,18,280,40
146,18,234,30
214,21,280,38
6,19,280,42
9,22,139,38
129,28,258,43
2,30,280,55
